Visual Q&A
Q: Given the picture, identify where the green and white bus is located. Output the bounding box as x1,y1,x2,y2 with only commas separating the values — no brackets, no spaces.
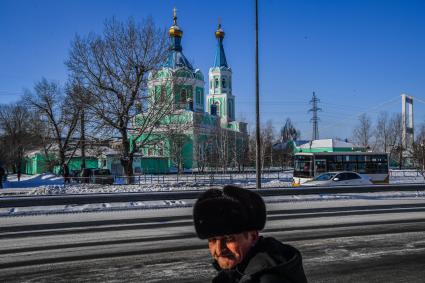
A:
293,152,389,186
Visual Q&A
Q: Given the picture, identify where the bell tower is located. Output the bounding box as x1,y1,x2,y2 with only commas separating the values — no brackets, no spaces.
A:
206,19,235,124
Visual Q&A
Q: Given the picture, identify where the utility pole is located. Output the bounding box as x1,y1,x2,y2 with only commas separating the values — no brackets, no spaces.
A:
255,0,261,189
308,92,321,140
80,109,86,170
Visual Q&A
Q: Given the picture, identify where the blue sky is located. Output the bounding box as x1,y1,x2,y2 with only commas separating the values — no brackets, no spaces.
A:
0,0,424,140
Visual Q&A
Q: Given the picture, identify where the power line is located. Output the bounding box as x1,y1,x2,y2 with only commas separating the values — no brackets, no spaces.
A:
321,96,400,130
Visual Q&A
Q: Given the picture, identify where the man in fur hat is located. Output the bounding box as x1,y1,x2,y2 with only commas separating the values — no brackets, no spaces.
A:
193,185,308,283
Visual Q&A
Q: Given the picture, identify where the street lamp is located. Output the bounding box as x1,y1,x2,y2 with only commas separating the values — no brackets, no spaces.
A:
255,0,261,189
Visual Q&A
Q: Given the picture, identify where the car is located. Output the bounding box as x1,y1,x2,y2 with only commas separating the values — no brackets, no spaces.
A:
301,171,373,187
91,169,114,185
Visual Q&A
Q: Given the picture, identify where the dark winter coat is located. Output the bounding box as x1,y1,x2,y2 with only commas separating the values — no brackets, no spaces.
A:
212,237,308,283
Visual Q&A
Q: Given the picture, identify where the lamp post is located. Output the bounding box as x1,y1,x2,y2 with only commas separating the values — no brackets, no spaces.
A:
255,0,261,189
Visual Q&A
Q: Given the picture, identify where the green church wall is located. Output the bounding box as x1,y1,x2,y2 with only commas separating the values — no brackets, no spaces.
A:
140,157,170,174
52,157,99,175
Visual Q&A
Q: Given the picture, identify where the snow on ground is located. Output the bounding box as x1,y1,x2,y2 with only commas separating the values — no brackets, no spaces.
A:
1,169,424,218
2,190,425,217
1,171,425,217
3,173,64,188
1,171,425,197
0,172,294,195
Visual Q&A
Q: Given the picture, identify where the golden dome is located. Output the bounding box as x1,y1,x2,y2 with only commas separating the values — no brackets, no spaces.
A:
215,19,225,38
169,26,183,37
169,7,183,37
215,28,225,38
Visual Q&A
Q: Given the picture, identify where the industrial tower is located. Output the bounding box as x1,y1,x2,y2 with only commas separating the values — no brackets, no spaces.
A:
309,92,321,140
402,93,414,153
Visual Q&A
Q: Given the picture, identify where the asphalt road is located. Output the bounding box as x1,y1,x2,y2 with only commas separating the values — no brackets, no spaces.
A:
1,198,425,282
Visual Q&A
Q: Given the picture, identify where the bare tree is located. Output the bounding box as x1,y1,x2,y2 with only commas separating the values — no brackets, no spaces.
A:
388,113,403,168
66,17,169,178
193,131,208,173
214,122,231,173
260,121,274,171
375,112,392,153
25,78,80,176
0,103,36,174
353,114,374,150
160,112,192,174
277,118,301,169
247,127,257,169
412,124,425,174
228,129,249,172
280,118,300,142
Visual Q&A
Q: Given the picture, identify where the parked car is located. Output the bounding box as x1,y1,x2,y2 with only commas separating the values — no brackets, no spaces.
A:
91,169,114,185
301,171,372,187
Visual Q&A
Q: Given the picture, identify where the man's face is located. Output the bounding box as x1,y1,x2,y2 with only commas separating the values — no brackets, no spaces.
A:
208,231,258,269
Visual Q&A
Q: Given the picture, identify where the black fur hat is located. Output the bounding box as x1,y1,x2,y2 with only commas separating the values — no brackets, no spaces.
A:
193,185,266,239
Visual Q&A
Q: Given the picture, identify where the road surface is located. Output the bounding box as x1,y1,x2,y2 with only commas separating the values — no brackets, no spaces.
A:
1,197,425,282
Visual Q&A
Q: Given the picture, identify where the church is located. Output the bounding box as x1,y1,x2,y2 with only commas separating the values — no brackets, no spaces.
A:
133,9,248,173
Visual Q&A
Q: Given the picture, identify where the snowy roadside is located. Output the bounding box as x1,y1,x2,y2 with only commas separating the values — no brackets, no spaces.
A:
2,172,425,217
2,189,425,217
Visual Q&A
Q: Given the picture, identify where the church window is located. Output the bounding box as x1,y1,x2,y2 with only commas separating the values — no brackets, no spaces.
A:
222,78,226,88
210,80,212,89
196,89,202,105
159,88,166,103
211,104,217,116
215,102,221,116
188,97,194,111
214,78,219,88
181,89,187,102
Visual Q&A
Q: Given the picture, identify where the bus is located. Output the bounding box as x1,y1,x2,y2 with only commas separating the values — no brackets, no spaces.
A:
293,152,389,185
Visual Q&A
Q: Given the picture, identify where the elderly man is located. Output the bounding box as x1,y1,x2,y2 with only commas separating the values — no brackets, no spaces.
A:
193,185,308,283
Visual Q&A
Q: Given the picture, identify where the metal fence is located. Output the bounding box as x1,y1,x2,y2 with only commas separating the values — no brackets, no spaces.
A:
389,170,424,178
66,171,293,186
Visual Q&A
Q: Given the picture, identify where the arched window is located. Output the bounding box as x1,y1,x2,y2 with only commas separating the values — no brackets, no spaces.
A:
181,89,187,103
222,78,226,88
228,100,233,119
214,78,219,88
196,89,202,105
215,101,221,116
188,97,193,111
211,104,217,116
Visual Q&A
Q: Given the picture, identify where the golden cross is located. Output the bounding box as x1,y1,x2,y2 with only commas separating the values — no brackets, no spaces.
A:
173,7,177,25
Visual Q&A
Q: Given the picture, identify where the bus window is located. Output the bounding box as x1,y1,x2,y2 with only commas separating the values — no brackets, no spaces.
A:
377,162,388,173
344,162,356,171
294,156,313,178
358,155,366,162
365,162,378,173
346,155,357,162
357,162,366,173
315,160,327,174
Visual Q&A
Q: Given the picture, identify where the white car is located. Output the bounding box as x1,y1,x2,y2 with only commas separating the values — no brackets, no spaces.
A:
301,171,373,187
